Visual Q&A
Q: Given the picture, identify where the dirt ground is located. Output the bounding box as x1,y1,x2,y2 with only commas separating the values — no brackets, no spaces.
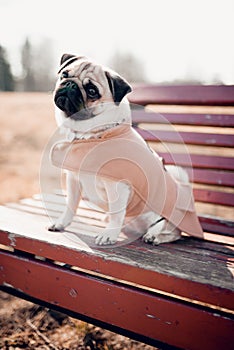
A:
0,92,156,349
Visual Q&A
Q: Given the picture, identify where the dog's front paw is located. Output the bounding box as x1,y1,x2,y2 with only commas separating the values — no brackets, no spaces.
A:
95,228,120,245
48,223,65,232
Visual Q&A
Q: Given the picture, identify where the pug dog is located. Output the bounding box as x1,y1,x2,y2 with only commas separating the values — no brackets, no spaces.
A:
48,54,203,245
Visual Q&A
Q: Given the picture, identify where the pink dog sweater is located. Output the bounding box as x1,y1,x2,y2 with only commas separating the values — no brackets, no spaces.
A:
51,123,203,238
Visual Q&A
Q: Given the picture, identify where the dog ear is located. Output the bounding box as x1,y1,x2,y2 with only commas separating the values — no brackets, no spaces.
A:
58,54,87,74
105,70,132,103
60,53,77,65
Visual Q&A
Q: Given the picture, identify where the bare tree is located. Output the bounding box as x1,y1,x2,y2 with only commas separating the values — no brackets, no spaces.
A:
21,38,36,91
0,45,14,91
20,37,55,91
33,38,55,92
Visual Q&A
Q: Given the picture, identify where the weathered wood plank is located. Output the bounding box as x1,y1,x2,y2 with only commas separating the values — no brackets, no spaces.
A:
199,215,234,237
135,127,234,147
132,110,234,127
182,168,234,187
129,84,234,106
0,203,233,310
158,152,234,171
19,198,106,222
193,188,234,207
6,194,234,235
1,251,233,350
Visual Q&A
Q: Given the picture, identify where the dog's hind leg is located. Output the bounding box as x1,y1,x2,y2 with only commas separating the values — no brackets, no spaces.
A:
143,219,181,245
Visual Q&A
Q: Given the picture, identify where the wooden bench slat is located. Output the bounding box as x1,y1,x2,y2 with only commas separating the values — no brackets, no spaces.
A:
21,197,106,222
5,194,234,236
159,152,234,171
135,127,234,147
132,110,234,127
0,202,233,309
0,227,233,312
187,168,234,187
22,195,234,236
199,215,234,237
129,84,234,106
1,251,233,350
193,188,234,207
1,233,233,318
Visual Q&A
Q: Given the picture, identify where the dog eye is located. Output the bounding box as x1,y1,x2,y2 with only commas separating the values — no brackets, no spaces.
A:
87,87,97,96
85,83,100,99
61,71,69,79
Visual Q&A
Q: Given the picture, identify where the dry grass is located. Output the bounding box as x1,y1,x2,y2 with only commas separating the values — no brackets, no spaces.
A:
0,92,56,204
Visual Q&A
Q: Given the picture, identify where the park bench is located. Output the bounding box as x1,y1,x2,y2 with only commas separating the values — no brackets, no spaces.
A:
0,84,234,350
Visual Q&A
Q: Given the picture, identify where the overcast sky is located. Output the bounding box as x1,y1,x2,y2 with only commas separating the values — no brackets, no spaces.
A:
1,0,234,83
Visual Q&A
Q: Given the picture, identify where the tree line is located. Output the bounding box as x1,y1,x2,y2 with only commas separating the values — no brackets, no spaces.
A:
0,38,147,92
0,38,55,92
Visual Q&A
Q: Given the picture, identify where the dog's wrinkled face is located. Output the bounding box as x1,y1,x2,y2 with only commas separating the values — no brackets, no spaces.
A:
54,53,132,121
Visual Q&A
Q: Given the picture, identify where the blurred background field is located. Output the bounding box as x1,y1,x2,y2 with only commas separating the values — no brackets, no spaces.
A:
0,92,55,204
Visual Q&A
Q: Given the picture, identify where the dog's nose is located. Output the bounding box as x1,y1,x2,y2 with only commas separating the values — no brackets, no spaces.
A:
64,80,77,90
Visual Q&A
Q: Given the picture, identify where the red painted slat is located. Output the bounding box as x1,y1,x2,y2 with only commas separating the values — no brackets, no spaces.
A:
187,168,234,187
132,110,234,127
129,84,234,106
0,230,233,310
199,216,234,236
194,188,234,207
135,127,234,147
1,252,233,350
158,153,234,171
